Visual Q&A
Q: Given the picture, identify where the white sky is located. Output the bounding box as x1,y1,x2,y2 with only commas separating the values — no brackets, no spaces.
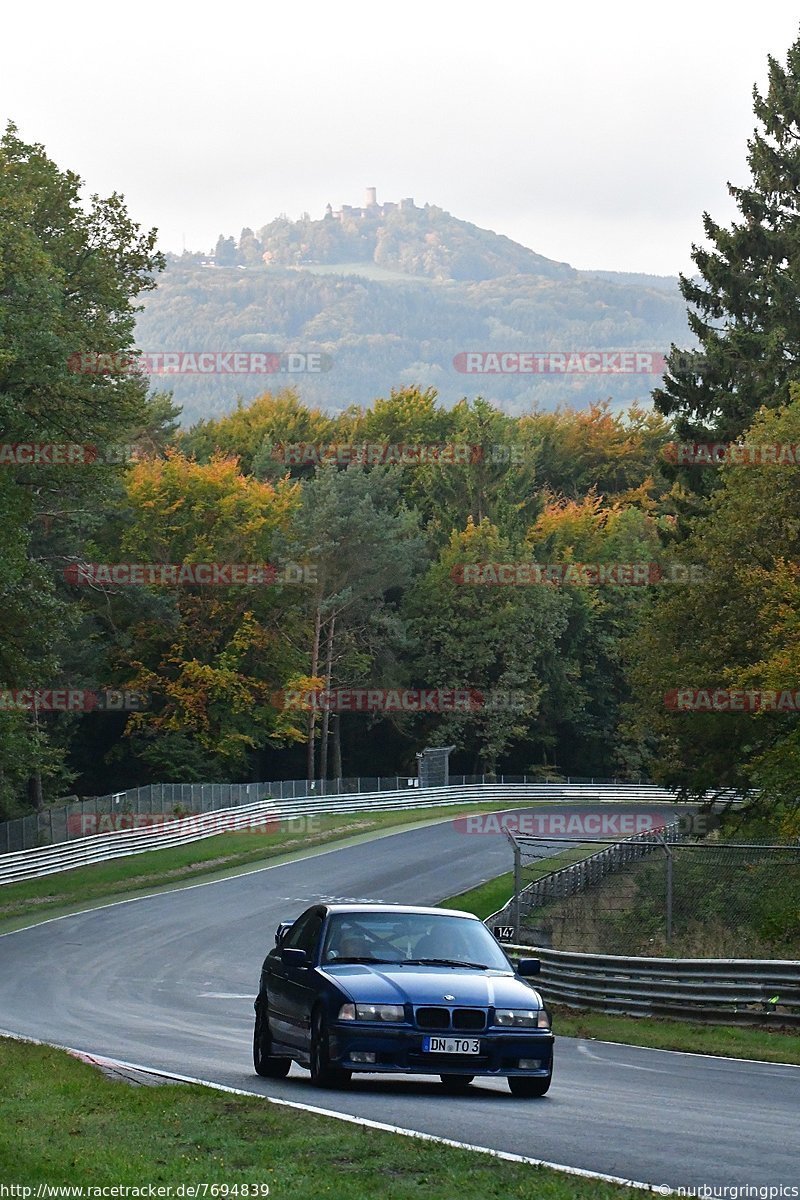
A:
3,1,799,275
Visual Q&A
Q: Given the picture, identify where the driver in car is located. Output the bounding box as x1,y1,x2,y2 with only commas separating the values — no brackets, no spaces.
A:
413,922,474,963
325,927,372,961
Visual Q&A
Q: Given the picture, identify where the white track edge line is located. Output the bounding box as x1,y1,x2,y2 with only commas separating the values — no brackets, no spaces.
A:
0,1028,670,1194
573,1034,800,1070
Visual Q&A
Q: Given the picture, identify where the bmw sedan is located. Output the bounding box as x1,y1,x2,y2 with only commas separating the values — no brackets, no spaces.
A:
253,903,553,1096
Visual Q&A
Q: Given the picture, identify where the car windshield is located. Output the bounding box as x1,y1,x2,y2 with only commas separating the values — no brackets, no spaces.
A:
321,912,512,970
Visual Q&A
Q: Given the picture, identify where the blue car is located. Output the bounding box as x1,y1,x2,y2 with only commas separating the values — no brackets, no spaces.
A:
253,903,554,1096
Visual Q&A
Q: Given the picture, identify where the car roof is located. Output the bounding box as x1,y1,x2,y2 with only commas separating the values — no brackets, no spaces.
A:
321,903,479,920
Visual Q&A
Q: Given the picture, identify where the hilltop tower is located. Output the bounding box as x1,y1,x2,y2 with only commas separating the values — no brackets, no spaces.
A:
365,187,378,208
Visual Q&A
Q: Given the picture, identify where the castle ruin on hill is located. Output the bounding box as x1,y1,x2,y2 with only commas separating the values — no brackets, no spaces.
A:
325,188,416,222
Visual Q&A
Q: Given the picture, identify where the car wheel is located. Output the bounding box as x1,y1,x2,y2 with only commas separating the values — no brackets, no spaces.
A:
253,1000,291,1079
508,1071,552,1097
309,1007,352,1088
440,1074,474,1092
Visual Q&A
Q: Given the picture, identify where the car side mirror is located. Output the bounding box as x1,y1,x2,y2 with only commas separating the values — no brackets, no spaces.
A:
516,958,541,976
281,946,310,968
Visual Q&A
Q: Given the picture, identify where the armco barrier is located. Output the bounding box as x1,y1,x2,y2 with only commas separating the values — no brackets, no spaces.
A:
498,942,800,1026
0,782,693,885
0,773,668,852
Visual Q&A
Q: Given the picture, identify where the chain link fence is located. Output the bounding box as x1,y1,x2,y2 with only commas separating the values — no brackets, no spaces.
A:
0,772,657,853
496,831,800,959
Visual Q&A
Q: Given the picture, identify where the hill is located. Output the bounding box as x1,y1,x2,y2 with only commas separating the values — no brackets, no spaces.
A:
135,199,690,424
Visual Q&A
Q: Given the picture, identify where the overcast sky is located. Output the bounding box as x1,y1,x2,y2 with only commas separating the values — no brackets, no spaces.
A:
3,1,799,275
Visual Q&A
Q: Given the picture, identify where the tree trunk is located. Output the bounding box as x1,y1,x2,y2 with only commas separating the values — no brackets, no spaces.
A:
319,614,336,785
27,772,44,811
307,604,322,785
332,713,342,780
28,704,44,811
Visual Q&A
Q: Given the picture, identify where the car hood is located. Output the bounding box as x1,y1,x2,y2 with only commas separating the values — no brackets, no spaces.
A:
319,964,543,1008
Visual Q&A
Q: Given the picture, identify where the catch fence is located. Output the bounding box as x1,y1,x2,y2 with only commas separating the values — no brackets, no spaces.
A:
491,831,800,958
0,773,660,852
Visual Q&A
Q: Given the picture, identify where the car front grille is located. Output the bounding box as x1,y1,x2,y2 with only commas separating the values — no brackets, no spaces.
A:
415,1006,451,1030
452,1008,486,1031
414,1007,486,1031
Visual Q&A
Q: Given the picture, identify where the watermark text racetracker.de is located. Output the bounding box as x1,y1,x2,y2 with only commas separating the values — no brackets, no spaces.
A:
66,811,325,837
270,443,529,466
665,689,800,712
272,442,481,466
662,442,800,466
453,350,666,374
273,687,529,713
455,810,719,838
451,562,707,586
63,562,317,586
68,350,330,375
0,689,149,713
0,443,135,466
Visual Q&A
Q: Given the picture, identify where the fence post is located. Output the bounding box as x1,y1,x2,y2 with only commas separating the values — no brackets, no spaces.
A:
664,839,674,945
507,831,522,942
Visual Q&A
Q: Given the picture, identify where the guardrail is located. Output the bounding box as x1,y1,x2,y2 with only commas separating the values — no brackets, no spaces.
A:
0,773,671,853
0,782,692,885
498,942,800,1026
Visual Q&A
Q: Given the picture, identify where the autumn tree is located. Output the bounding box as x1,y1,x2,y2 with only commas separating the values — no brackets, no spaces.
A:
0,123,163,813
626,390,800,809
88,453,310,779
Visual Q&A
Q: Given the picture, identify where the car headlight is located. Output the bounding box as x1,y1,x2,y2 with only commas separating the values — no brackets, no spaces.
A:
337,1003,405,1022
494,1008,550,1029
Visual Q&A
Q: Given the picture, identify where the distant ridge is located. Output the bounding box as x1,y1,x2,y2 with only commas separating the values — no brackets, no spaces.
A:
214,191,576,283
142,200,689,424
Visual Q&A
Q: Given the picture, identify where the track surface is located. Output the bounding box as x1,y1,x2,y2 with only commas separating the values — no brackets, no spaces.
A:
1,805,797,1190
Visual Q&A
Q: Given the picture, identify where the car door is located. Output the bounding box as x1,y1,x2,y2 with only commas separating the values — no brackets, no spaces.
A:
266,908,324,1051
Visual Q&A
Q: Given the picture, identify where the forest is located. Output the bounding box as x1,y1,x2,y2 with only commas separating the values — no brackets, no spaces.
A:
3,29,800,839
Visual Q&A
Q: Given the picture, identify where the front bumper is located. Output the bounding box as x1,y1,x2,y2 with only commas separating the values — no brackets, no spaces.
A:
329,1023,554,1076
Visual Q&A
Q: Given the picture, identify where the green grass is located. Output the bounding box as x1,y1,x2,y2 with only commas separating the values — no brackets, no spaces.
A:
549,1005,800,1065
440,872,516,920
0,1038,643,1197
440,844,596,920
0,802,539,929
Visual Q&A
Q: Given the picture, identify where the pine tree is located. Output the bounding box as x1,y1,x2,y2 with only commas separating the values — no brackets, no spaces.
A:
654,33,800,443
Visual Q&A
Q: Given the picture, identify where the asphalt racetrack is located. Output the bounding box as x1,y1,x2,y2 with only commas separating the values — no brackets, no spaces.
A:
1,805,797,1190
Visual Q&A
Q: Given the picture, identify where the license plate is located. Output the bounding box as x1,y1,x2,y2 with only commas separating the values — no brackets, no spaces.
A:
422,1036,480,1054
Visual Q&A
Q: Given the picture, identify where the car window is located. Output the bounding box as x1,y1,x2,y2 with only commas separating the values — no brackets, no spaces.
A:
283,910,324,955
321,912,511,969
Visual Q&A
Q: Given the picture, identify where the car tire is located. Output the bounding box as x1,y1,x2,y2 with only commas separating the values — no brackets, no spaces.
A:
440,1074,474,1092
508,1071,552,1097
253,1000,292,1079
309,1007,352,1088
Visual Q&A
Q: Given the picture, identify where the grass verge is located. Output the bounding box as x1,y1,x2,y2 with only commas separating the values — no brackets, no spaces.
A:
548,1005,800,1064
0,1037,642,1197
441,872,800,1065
440,844,596,920
0,801,538,929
